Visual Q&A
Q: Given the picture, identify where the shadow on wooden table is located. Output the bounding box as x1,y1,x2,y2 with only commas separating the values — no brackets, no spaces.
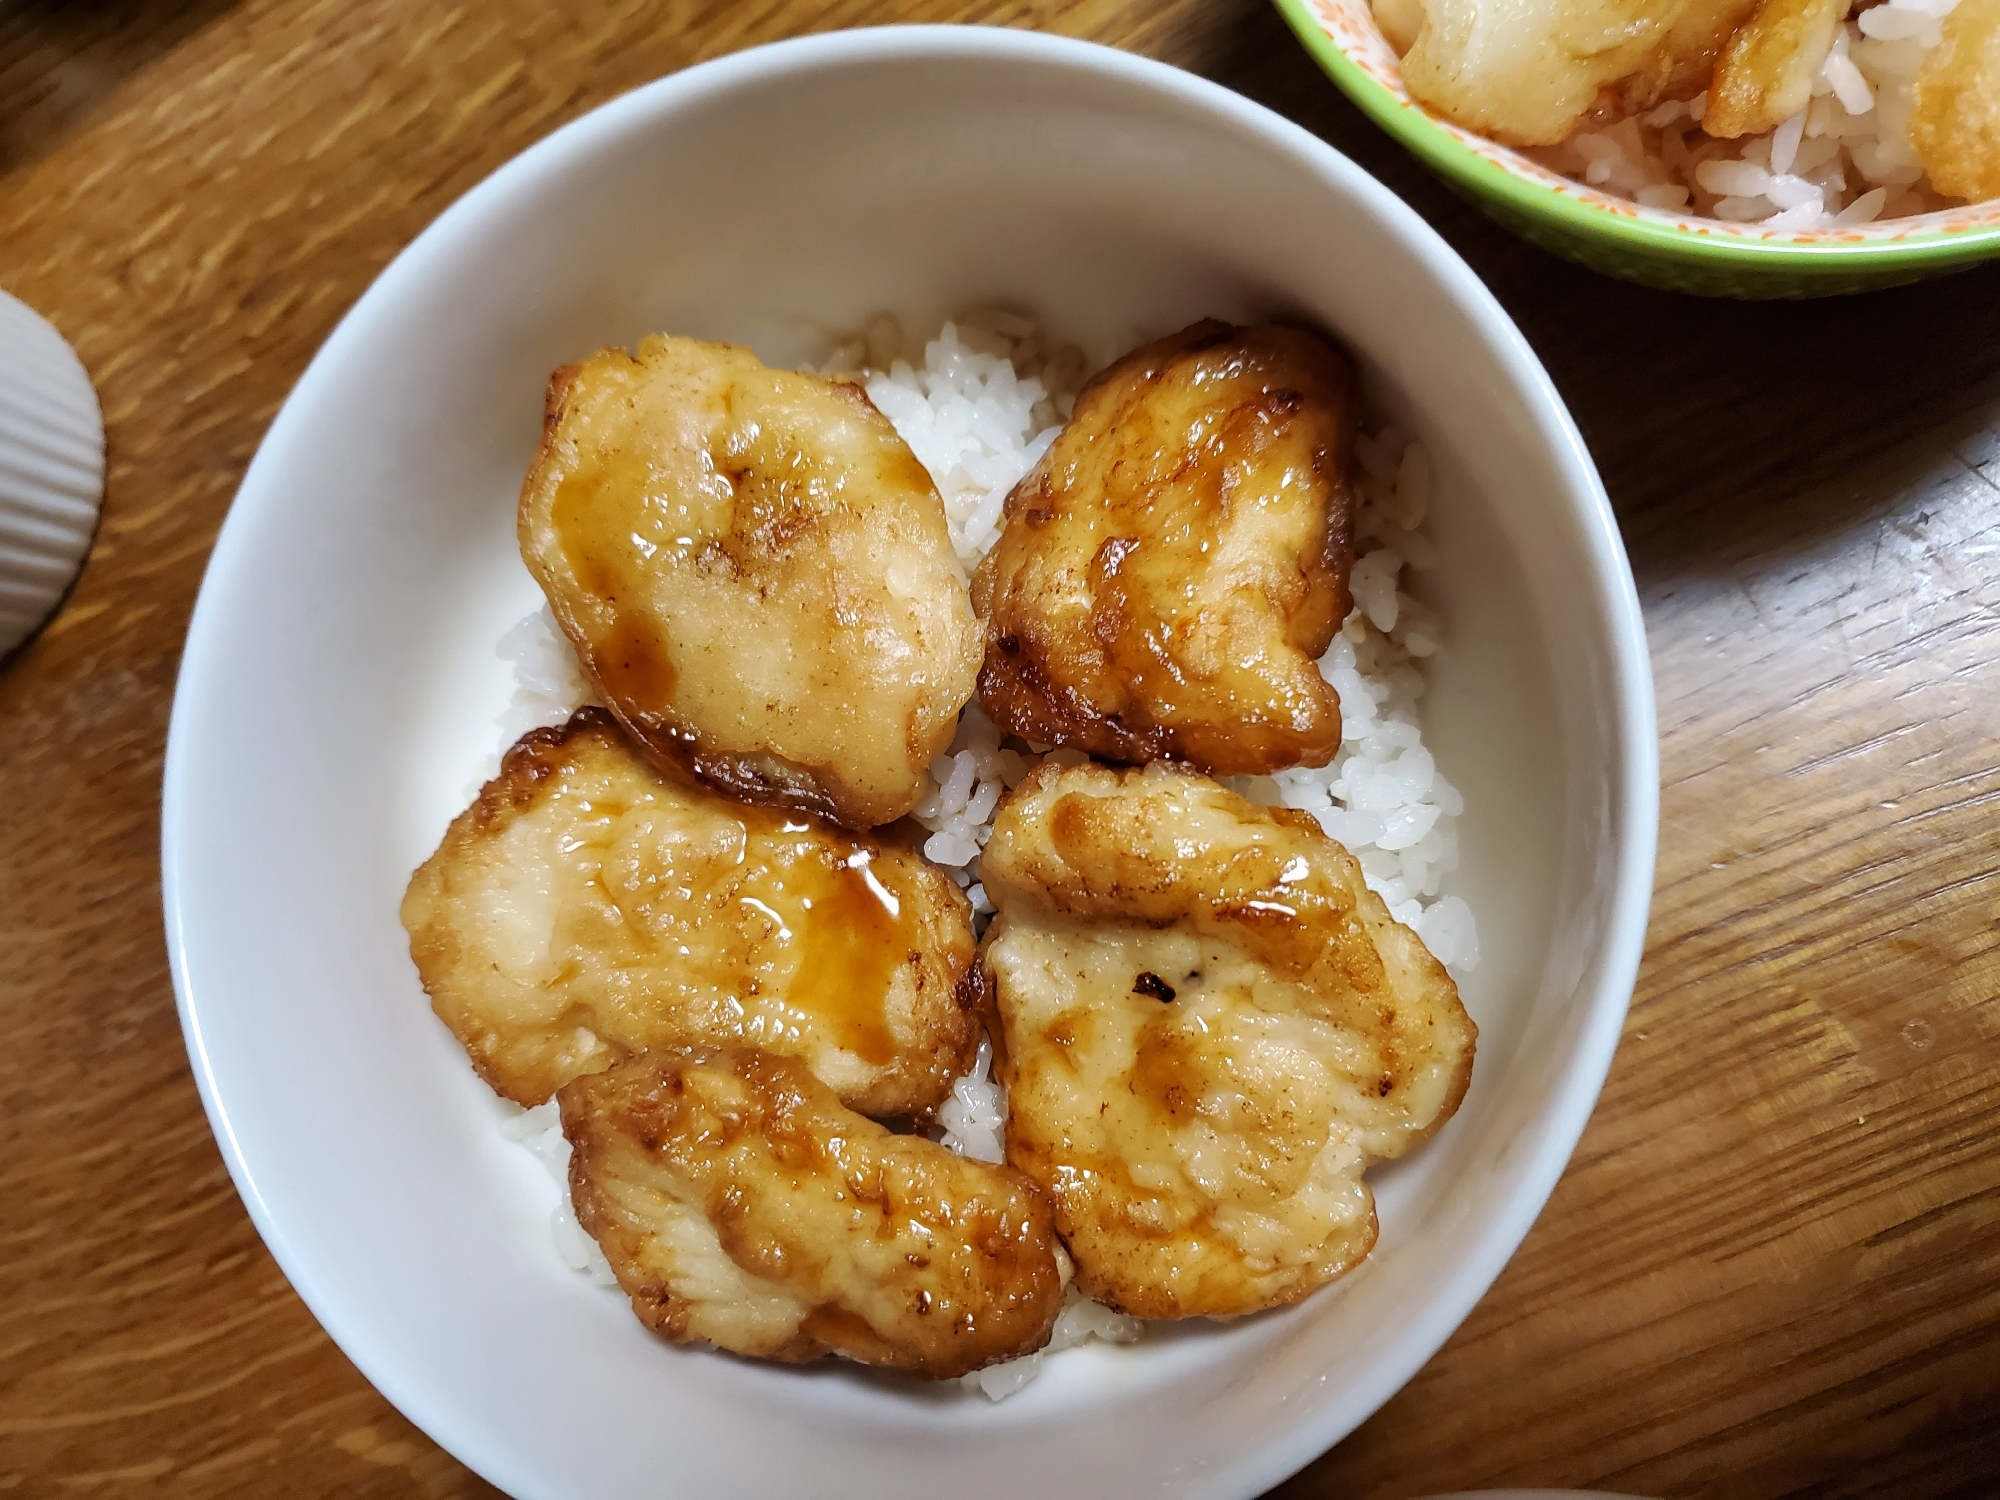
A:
0,0,248,172
1498,274,2000,596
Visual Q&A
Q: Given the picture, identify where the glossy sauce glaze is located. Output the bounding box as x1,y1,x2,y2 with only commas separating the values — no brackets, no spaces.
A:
978,760,1475,1319
519,335,981,830
972,319,1358,778
539,730,922,1072
561,1047,1065,1377
400,709,978,1116
714,804,911,1068
549,445,692,725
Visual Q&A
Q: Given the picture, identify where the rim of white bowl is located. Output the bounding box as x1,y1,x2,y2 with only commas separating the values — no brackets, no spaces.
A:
162,24,1659,1499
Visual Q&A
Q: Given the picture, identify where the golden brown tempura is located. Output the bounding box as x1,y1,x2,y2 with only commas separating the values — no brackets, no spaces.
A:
562,1049,1065,1378
519,335,981,830
1387,0,1763,145
973,320,1357,779
979,761,1476,1320
401,709,978,1115
1910,0,2000,202
1704,0,1851,138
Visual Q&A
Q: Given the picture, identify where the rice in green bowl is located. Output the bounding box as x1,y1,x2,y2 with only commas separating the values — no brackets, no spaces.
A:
1274,0,2000,297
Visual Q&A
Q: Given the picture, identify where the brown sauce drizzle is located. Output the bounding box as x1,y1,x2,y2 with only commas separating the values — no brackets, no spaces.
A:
544,415,920,1067
591,613,677,712
550,448,682,715
727,803,914,1068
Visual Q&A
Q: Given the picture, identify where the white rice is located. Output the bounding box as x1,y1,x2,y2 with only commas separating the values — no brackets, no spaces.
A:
933,1036,1009,1165
488,314,1477,1396
501,1100,621,1288
1533,0,1969,228
462,606,596,798
827,314,1087,568
961,1287,1145,1401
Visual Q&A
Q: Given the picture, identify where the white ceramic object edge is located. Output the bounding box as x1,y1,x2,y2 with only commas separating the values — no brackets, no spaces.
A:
161,25,1658,1500
0,290,104,655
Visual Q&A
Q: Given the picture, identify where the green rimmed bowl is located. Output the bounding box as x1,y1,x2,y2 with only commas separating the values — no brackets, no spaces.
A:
1274,0,2000,297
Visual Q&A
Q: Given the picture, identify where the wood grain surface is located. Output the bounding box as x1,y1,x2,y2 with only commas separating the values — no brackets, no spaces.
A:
2,0,1997,1495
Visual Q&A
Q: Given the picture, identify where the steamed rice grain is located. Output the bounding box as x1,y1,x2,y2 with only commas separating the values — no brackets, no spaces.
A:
503,1101,620,1288
1535,0,1973,228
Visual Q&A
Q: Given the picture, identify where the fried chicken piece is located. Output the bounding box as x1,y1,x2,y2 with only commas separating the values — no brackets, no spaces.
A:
1706,0,1851,137
401,709,977,1115
971,321,1357,778
518,335,980,830
1387,0,1763,146
979,761,1475,1320
1910,0,2000,203
562,1048,1065,1377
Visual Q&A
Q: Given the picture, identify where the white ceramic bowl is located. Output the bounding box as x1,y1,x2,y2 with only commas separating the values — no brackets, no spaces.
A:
163,26,1656,1500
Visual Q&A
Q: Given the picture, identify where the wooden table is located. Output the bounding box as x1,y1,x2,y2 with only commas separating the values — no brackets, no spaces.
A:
4,1,1996,1494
